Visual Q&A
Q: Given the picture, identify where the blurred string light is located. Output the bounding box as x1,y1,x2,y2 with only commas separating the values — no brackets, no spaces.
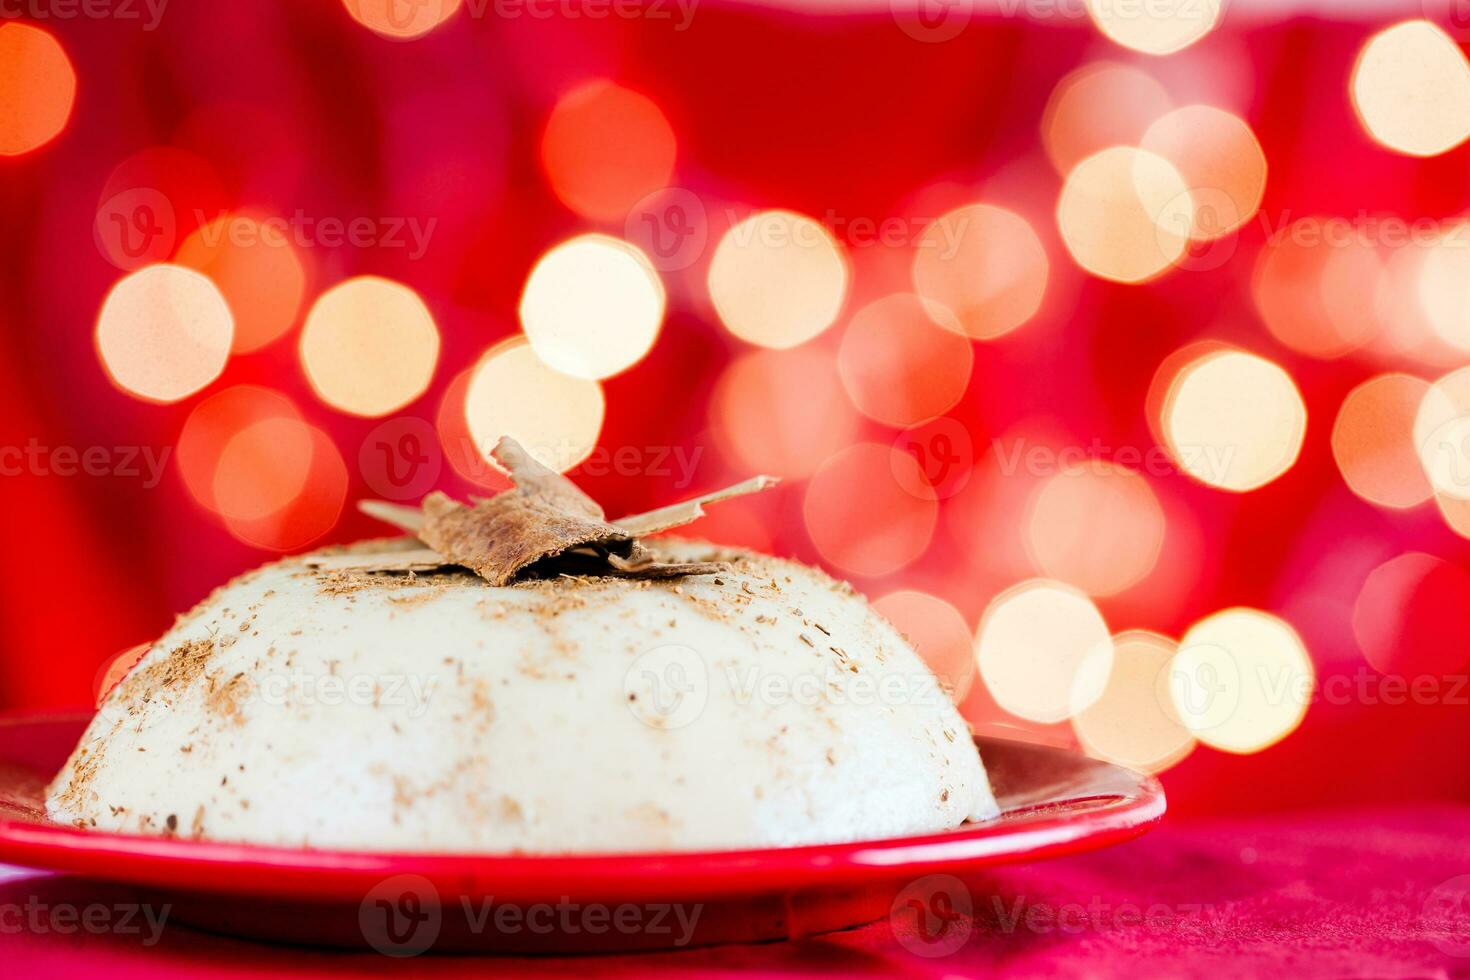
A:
541,81,676,222
1042,62,1172,175
707,210,849,349
0,23,76,156
299,276,440,417
96,264,234,403
1144,339,1231,449
1056,146,1194,283
872,590,976,703
802,443,936,578
176,386,344,552
1071,631,1196,774
519,234,666,380
341,0,461,39
1417,221,1470,353
211,416,315,522
1353,553,1470,677
178,386,306,516
1413,365,1470,502
1331,373,1434,510
910,204,1049,340
1351,19,1470,158
1374,243,1457,364
1083,0,1222,56
837,294,973,427
464,337,605,474
711,346,859,479
1024,463,1165,597
223,424,347,552
437,367,510,490
1140,105,1266,241
1253,219,1381,358
1170,609,1314,755
175,212,307,354
975,579,1111,724
1160,348,1306,492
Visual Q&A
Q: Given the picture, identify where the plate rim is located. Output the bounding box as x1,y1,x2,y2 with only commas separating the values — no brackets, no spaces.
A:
0,711,1164,903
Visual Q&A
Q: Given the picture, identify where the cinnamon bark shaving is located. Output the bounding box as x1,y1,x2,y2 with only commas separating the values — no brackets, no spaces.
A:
357,437,777,585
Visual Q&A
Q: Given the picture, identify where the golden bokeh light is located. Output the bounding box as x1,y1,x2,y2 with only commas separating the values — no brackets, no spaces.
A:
519,234,666,380
299,276,440,417
1056,146,1194,284
178,386,306,516
1170,609,1313,755
872,590,976,703
211,416,316,522
175,212,307,354
222,424,347,552
464,337,605,474
1163,349,1306,492
341,0,462,39
436,367,511,491
1375,243,1457,363
1351,20,1470,157
802,443,936,578
1145,340,1232,449
711,347,859,480
1084,0,1222,55
1331,374,1434,510
1140,105,1266,240
1025,464,1165,597
837,294,974,427
1353,552,1470,677
1414,366,1470,501
976,580,1112,724
1072,631,1196,774
1416,223,1470,353
911,204,1049,340
1253,222,1381,358
541,81,676,222
707,210,849,349
96,264,234,404
1042,62,1173,176
0,23,76,156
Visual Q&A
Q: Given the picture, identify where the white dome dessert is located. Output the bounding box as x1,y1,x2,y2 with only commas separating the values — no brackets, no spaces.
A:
46,538,996,852
48,440,996,853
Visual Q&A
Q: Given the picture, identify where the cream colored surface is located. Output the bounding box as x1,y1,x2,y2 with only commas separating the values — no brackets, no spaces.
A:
47,539,995,853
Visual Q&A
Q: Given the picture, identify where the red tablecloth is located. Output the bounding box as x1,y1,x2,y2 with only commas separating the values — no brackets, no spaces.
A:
4,804,1468,977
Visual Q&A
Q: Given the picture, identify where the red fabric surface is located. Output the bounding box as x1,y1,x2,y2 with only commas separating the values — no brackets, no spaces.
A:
4,805,1468,976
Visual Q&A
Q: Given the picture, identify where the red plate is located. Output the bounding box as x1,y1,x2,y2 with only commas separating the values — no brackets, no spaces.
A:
0,712,1163,953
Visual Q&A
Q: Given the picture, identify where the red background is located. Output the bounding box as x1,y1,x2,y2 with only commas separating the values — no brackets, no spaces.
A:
1,2,1467,822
